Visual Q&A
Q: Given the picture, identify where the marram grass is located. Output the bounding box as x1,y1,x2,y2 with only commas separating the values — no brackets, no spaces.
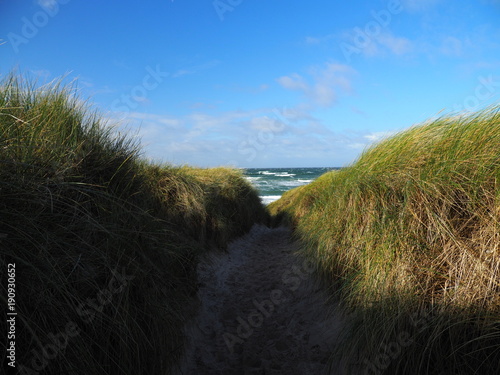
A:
270,106,500,374
0,74,268,374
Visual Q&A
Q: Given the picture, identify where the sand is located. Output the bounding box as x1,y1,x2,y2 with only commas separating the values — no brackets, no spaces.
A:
174,224,345,375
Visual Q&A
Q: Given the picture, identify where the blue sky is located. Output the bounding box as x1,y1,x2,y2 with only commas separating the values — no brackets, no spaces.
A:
1,0,500,167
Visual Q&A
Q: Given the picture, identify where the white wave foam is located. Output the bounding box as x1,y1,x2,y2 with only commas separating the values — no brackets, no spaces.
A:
260,195,282,205
275,180,308,187
244,176,262,182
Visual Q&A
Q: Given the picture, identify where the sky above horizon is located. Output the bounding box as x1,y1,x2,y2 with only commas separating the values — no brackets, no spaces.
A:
1,0,500,168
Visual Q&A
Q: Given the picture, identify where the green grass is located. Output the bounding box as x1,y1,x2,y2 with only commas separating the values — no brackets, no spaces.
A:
0,73,268,374
270,106,500,374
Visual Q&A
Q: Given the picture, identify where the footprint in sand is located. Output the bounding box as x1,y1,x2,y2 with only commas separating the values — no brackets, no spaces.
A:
174,225,345,375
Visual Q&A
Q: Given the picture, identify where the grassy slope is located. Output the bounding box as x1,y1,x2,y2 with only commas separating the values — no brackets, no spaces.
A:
270,106,500,374
0,74,268,374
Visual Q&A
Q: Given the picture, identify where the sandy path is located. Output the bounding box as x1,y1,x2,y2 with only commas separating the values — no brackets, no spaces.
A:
174,225,344,375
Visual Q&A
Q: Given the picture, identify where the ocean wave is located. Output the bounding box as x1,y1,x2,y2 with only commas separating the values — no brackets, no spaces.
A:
275,180,309,187
244,168,336,202
260,195,282,205
244,176,262,182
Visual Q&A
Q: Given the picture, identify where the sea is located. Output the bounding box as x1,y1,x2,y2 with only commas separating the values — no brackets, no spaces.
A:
243,167,340,205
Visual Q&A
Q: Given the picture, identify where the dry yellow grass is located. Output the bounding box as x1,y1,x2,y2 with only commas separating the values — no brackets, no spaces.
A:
272,106,500,374
0,74,268,375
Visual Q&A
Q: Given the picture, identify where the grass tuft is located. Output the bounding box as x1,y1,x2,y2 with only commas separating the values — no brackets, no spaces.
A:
270,105,500,374
0,73,268,374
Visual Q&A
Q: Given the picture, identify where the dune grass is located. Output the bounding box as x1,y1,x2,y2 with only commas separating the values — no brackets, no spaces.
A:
269,106,500,374
269,170,338,228
0,73,268,374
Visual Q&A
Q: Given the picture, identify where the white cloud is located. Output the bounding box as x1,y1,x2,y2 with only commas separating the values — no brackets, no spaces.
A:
364,131,396,142
341,29,413,59
277,63,356,107
106,105,388,167
248,116,282,132
377,33,413,55
347,143,367,150
127,112,183,129
37,0,58,9
106,94,405,167
276,73,309,92
410,34,478,60
439,36,464,56
333,130,398,153
340,28,477,61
